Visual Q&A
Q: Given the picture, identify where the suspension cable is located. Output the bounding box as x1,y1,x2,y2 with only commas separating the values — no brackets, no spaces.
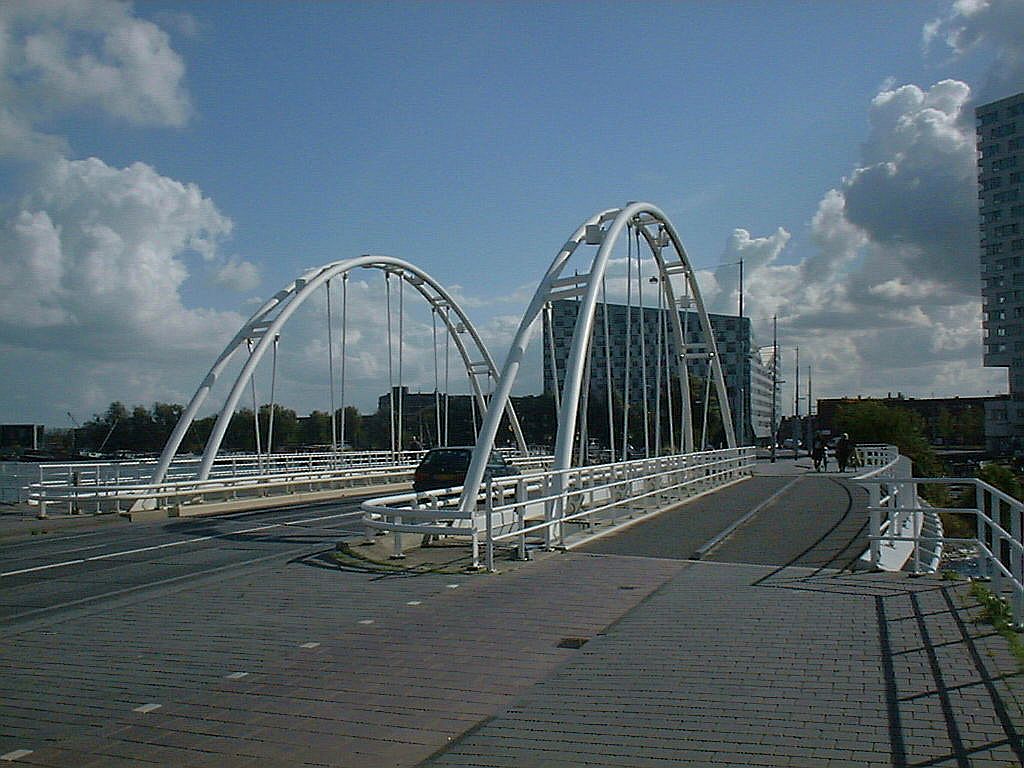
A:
246,337,263,469
327,278,337,455
601,276,615,461
432,307,441,448
578,325,593,466
701,363,713,450
636,225,650,458
443,307,451,446
663,268,676,454
385,272,396,456
622,222,633,461
654,273,664,457
545,302,561,416
268,333,279,458
340,273,348,454
682,270,692,445
397,272,405,454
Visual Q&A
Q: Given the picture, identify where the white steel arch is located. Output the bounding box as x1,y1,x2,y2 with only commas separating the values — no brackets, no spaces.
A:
152,255,526,484
461,202,735,511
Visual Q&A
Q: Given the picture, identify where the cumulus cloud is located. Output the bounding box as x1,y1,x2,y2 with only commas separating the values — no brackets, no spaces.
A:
925,0,1024,100
0,156,240,356
0,2,252,422
718,76,1005,402
708,227,790,315
0,0,192,129
215,258,261,292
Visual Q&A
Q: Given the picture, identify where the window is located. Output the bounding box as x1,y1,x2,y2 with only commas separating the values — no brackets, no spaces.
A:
987,243,1005,256
993,156,1018,171
984,209,1003,223
1013,238,1024,251
995,189,1020,204
980,111,999,126
1013,205,1024,219
1010,104,1024,118
994,122,1018,138
995,223,1022,237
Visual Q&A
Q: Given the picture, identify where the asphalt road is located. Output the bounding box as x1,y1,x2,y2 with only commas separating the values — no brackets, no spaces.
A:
0,500,368,627
579,466,872,573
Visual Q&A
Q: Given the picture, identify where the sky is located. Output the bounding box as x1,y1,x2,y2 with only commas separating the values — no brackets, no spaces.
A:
1,0,1023,429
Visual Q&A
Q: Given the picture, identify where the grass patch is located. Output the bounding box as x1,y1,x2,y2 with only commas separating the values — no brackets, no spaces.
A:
939,511,975,540
970,581,1024,667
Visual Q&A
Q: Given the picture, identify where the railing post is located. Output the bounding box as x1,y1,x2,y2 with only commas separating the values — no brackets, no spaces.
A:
485,483,494,573
391,515,404,560
1012,504,1024,626
517,478,527,561
868,482,881,568
977,486,991,581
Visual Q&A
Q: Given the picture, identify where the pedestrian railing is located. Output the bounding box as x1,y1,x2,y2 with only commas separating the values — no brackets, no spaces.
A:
25,451,552,517
856,444,1023,626
361,447,757,569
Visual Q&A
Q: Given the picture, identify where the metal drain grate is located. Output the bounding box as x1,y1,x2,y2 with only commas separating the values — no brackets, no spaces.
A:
557,637,589,649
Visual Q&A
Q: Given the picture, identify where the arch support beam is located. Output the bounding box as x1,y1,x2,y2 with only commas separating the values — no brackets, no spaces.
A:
152,256,526,484
460,202,735,513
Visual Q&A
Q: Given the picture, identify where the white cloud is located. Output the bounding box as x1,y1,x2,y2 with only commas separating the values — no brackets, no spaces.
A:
0,156,239,355
215,258,261,292
716,75,1005,403
0,0,192,129
708,227,790,315
925,0,1024,101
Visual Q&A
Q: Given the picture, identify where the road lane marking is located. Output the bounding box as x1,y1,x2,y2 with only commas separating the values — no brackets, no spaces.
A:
299,642,320,648
132,703,162,713
226,671,249,679
3,559,86,577
1,509,363,578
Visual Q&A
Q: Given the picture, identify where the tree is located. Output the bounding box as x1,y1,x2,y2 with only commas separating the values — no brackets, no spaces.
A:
833,401,942,476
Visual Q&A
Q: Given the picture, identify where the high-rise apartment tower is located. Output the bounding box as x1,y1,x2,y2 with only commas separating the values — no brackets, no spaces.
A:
978,92,1024,452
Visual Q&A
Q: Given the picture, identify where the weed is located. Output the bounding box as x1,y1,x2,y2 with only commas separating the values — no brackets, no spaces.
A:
970,581,1024,667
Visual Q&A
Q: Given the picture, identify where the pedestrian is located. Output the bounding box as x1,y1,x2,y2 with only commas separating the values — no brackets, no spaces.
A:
836,433,851,472
812,440,825,472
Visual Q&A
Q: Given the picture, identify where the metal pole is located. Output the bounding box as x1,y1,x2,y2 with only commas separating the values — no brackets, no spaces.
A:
770,315,777,463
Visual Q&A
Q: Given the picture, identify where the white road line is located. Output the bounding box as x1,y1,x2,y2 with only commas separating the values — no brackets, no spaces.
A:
358,619,374,625
225,671,249,679
299,642,320,649
132,703,162,713
1,509,362,578
3,559,86,577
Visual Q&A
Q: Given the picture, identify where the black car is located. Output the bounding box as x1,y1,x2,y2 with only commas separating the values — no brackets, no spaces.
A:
412,447,519,492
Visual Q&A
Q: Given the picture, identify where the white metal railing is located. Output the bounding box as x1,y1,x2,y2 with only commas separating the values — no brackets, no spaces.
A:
24,451,551,518
361,447,757,569
857,444,1024,626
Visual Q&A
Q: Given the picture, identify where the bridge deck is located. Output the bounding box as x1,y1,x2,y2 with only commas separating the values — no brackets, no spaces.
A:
1,460,1021,767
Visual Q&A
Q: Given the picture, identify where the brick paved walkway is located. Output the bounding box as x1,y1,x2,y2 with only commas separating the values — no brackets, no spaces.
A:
3,466,1023,767
426,561,1024,768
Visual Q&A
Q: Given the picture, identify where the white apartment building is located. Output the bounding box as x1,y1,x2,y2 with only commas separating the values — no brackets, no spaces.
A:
543,299,777,446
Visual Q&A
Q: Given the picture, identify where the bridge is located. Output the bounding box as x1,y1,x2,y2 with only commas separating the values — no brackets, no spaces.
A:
3,202,1024,765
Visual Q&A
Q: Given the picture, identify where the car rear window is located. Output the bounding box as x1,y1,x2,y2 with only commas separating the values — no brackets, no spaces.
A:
421,449,471,471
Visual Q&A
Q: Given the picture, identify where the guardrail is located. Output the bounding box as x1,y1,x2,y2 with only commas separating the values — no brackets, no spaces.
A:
25,452,553,518
856,444,1023,626
361,447,757,569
